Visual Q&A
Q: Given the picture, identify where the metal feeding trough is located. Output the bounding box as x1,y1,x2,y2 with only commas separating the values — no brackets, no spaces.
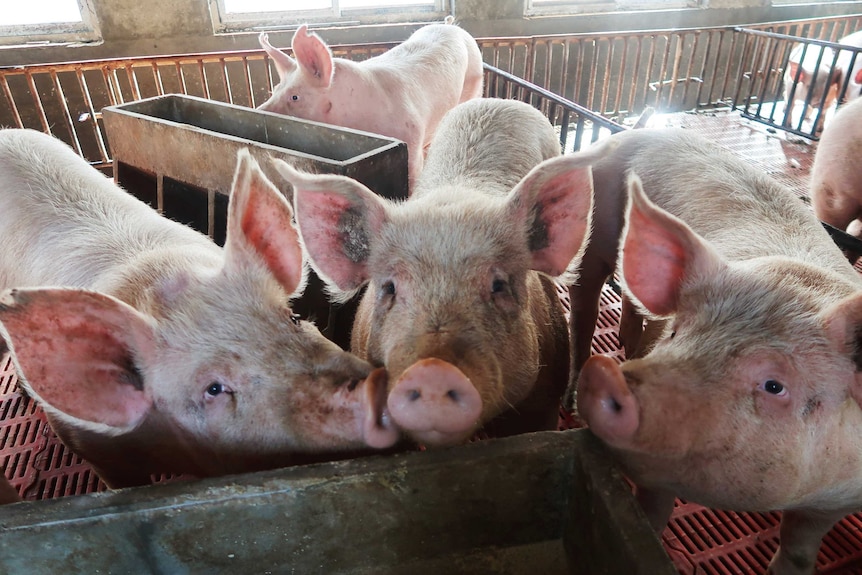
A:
102,94,408,345
0,430,675,574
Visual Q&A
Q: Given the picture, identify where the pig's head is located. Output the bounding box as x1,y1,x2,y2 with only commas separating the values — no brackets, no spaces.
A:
257,27,335,121
276,154,595,447
0,150,398,488
578,175,862,513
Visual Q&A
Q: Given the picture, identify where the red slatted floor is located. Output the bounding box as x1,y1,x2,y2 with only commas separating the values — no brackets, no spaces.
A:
2,109,862,573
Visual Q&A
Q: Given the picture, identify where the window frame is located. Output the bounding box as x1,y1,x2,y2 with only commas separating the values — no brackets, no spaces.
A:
0,0,101,48
526,0,697,16
210,0,450,34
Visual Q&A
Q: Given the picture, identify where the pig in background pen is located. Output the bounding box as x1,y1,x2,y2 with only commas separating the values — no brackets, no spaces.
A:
573,127,862,575
276,98,607,448
782,29,862,135
0,129,399,490
258,19,484,193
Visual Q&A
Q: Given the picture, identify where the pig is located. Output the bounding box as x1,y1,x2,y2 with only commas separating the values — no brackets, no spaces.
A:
810,95,862,262
274,98,605,447
0,129,398,489
783,42,842,133
572,127,862,575
835,30,862,103
258,20,484,192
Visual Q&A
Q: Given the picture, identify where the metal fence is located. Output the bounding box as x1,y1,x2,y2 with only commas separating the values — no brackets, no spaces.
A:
3,14,862,165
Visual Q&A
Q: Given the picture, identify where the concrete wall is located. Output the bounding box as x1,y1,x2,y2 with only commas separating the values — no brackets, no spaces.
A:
1,0,861,67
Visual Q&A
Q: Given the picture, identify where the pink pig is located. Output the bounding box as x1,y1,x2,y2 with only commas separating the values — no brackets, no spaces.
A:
783,42,842,133
258,21,484,192
573,127,862,575
810,96,862,260
275,98,604,447
0,129,398,488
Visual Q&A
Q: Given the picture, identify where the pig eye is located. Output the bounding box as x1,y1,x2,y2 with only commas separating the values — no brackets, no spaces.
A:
291,94,299,101
381,280,396,296
205,382,234,398
491,277,512,296
290,313,301,326
762,380,787,396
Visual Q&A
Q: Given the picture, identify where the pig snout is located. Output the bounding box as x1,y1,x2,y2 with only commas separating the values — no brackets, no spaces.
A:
577,355,640,446
361,367,400,449
387,358,482,447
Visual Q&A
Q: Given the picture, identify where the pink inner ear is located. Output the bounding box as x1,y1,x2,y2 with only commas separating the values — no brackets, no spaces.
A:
855,68,862,85
292,26,333,85
622,191,691,317
0,289,153,429
239,165,305,295
528,168,593,277
295,188,371,291
788,61,801,79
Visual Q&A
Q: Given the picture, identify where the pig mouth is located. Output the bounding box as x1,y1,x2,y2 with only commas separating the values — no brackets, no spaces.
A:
362,367,400,449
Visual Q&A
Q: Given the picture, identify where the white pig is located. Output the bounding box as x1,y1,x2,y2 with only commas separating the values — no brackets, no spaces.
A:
783,42,842,133
0,129,398,488
276,98,605,447
810,96,862,262
258,21,484,192
573,127,862,575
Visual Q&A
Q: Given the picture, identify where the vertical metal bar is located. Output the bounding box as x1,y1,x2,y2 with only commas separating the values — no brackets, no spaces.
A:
681,32,700,109
573,115,585,153
220,58,232,103
1,75,24,129
242,56,255,108
665,34,684,108
175,61,188,95
611,37,628,117
157,173,164,214
49,70,82,157
559,40,572,103
626,36,643,115
151,62,165,96
731,32,756,110
699,30,720,108
75,68,110,165
559,108,570,152
101,66,120,105
720,29,740,106
641,35,658,110
585,39,598,112
125,64,141,101
24,71,51,134
599,36,612,115
655,35,673,111
199,60,211,100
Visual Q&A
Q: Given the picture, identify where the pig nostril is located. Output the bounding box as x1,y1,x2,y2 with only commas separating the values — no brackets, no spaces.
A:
611,398,622,413
446,390,459,402
408,389,421,402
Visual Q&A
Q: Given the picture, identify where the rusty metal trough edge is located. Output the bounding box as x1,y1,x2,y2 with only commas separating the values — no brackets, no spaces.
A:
0,429,674,574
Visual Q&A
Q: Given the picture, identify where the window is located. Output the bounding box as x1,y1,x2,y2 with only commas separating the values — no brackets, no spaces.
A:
526,0,695,15
212,0,448,34
0,0,100,46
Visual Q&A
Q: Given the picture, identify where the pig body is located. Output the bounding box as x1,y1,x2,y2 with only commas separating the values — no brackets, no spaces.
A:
573,127,862,575
810,93,862,259
0,129,397,488
277,98,602,447
258,22,484,192
834,30,862,103
783,42,842,133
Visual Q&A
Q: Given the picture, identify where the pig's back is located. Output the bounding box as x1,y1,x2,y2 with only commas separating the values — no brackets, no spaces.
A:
0,129,217,290
414,98,560,199
605,128,856,280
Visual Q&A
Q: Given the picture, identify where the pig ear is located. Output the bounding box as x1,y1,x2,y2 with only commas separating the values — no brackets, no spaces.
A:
291,24,333,88
855,68,862,85
259,32,297,79
224,150,305,296
822,293,862,407
273,159,386,294
620,174,725,317
507,151,599,277
0,288,155,434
